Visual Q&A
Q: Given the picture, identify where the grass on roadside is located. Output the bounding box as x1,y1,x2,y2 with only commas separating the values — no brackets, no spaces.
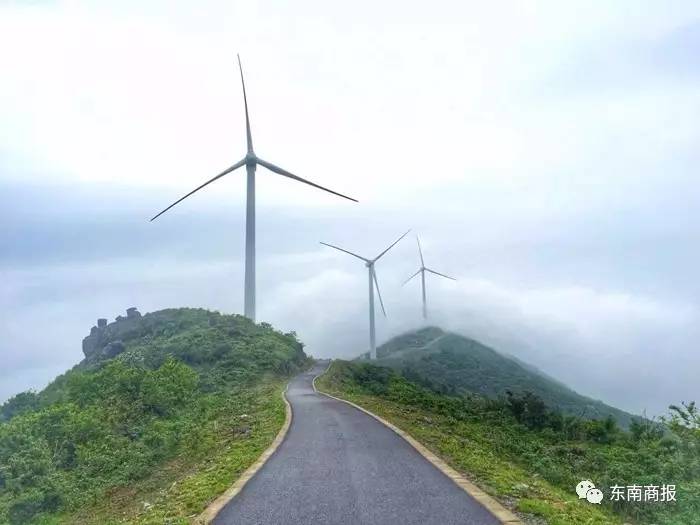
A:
48,380,287,525
315,361,622,525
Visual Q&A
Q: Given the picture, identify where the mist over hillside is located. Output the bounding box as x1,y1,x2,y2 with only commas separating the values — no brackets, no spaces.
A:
373,327,637,426
5,0,700,417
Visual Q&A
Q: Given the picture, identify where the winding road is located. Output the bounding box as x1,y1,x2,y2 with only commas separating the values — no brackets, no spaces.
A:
213,361,501,525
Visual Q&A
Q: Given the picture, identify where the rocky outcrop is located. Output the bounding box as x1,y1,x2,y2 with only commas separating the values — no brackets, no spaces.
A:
82,307,142,362
102,341,126,359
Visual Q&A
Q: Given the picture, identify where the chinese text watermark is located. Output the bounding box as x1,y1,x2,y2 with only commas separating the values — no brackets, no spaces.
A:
576,480,676,504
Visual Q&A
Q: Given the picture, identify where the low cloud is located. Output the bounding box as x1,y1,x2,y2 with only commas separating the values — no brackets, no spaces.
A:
3,1,700,421
262,267,700,417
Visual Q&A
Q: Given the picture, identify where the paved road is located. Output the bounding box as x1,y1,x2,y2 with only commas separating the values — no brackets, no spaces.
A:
214,361,500,525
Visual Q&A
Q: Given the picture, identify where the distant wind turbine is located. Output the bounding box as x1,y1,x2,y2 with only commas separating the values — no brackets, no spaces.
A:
321,230,410,359
403,236,456,319
150,55,357,321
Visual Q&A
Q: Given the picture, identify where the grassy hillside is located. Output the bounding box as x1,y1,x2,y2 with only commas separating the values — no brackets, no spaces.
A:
374,327,635,426
317,360,700,525
0,308,311,525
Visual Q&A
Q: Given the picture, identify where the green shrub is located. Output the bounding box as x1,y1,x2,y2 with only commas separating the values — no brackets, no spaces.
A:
0,308,310,524
321,360,699,525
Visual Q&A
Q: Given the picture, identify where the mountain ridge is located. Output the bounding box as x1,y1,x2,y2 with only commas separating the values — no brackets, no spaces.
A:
373,326,636,427
0,307,310,524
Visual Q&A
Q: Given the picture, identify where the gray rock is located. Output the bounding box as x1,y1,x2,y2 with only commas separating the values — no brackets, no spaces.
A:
83,323,106,359
101,341,125,358
82,308,143,361
232,425,251,438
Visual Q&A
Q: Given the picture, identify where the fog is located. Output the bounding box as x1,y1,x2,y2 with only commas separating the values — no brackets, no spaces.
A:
2,0,700,416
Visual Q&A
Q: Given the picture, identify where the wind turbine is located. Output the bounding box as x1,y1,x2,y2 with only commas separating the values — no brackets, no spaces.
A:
403,236,456,319
150,55,357,321
321,230,410,359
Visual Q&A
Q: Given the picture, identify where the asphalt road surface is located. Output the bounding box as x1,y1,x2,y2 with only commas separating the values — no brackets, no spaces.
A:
213,361,501,525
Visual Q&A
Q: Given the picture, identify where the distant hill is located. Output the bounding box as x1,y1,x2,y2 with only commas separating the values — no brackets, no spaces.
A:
0,307,310,524
373,327,636,427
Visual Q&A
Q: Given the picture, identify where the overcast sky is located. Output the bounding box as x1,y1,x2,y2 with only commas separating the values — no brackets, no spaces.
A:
2,0,699,416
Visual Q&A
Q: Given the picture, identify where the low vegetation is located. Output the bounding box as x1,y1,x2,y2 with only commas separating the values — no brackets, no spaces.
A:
0,308,311,524
316,360,700,525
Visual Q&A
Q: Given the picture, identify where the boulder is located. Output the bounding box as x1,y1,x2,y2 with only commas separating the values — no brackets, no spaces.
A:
101,341,126,359
82,308,142,361
83,323,106,359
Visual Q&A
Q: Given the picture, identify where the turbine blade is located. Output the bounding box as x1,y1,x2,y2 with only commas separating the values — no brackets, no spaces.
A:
320,242,369,262
237,54,254,154
402,268,422,286
373,268,387,317
373,229,411,262
257,157,358,203
416,235,425,266
150,158,246,221
425,268,457,281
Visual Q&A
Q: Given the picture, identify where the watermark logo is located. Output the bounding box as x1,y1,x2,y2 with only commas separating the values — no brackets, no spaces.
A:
576,480,603,504
577,481,676,504
586,488,604,504
610,484,676,502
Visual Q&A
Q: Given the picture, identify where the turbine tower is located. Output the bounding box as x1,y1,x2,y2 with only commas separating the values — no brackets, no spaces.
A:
321,230,410,359
150,55,357,321
403,236,456,319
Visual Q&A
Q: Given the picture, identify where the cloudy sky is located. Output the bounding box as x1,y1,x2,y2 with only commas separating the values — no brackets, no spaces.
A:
2,0,699,416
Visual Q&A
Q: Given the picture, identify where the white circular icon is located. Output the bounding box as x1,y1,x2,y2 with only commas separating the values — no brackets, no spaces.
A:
586,488,604,504
576,480,596,499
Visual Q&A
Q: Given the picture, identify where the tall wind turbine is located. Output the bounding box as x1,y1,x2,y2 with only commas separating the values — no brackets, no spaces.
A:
321,230,410,359
150,55,357,321
403,236,456,319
